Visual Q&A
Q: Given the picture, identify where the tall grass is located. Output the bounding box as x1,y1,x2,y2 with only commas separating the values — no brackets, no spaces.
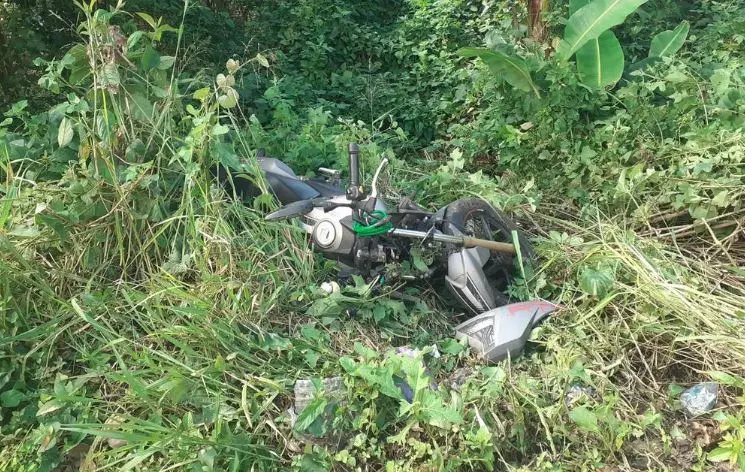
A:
539,215,745,377
0,2,322,469
2,2,745,470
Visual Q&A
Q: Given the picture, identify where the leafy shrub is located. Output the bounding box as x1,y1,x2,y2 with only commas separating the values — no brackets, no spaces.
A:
3,0,745,470
443,0,744,229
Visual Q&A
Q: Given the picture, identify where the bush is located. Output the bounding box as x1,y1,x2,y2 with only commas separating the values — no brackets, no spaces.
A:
3,0,745,470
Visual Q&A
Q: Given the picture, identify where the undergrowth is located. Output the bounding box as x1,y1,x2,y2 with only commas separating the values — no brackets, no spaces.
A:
1,0,744,471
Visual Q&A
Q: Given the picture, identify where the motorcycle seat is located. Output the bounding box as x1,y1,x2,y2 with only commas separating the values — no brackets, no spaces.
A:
260,158,343,205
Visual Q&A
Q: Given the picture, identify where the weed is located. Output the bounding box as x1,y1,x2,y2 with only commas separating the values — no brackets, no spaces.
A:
2,0,745,470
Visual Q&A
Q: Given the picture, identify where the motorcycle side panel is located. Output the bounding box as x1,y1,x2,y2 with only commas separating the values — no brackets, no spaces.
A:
264,174,321,205
445,246,497,314
454,300,558,363
443,220,501,315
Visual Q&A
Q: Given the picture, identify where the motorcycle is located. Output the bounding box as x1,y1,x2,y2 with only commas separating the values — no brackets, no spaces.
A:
221,143,557,361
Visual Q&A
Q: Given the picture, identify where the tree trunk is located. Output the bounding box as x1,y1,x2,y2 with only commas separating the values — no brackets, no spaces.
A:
527,0,549,43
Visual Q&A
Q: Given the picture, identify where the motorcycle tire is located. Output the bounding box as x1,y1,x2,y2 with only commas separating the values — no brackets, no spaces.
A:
442,199,533,309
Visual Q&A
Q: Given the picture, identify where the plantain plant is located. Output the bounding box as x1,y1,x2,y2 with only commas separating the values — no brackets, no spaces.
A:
459,0,689,92
569,0,628,88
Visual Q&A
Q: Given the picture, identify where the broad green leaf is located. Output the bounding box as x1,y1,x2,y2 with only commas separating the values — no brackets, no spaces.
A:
410,247,429,272
298,454,330,472
576,30,624,88
212,141,241,171
212,124,230,136
38,74,60,94
570,0,626,88
690,204,715,220
136,12,158,30
557,0,648,61
58,117,74,147
439,338,466,356
37,399,63,416
127,31,144,50
354,342,379,360
129,93,154,121
8,100,27,115
569,406,600,433
711,69,731,96
711,190,729,207
458,47,541,97
353,364,403,399
649,20,689,58
372,304,386,322
157,56,176,70
69,65,90,85
153,24,179,42
36,212,69,239
150,85,169,99
569,0,591,14
667,383,684,398
61,44,87,69
218,89,239,108
707,447,732,462
579,266,614,297
198,447,217,471
420,391,463,427
626,56,662,75
707,371,745,388
665,69,688,83
93,9,113,23
304,349,320,368
294,397,327,431
0,389,24,407
141,45,160,71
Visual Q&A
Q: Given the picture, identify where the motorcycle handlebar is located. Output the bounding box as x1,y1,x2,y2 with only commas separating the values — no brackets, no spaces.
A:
348,143,360,188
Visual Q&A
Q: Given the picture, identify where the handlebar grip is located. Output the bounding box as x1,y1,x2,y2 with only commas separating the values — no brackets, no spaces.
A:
348,143,360,188
462,237,516,255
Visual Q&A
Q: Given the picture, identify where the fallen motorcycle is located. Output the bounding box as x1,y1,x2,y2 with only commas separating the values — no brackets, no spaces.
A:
220,143,556,361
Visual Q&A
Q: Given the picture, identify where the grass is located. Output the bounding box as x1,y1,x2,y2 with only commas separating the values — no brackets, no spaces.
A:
2,2,745,471
3,172,744,470
539,215,745,377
